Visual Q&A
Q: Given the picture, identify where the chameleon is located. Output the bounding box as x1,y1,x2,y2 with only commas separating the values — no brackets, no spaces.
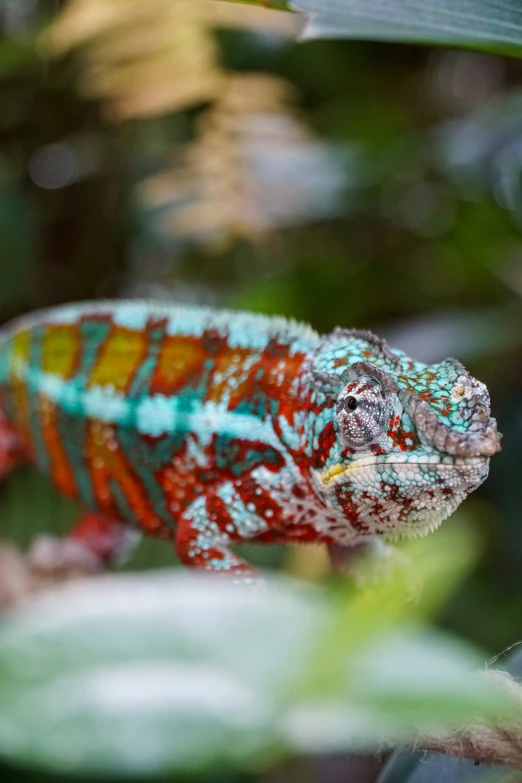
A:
0,300,502,581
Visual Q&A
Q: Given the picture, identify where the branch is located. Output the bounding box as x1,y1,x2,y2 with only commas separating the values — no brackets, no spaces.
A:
412,670,522,769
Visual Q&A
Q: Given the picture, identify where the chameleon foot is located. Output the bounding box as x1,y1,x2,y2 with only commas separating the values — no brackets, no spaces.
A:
28,535,103,581
330,539,423,601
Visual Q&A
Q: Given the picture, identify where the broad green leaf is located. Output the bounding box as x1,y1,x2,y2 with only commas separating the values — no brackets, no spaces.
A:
0,564,515,778
0,574,319,777
288,0,522,57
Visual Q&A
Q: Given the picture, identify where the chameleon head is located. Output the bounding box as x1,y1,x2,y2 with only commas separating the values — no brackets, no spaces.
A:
309,330,502,542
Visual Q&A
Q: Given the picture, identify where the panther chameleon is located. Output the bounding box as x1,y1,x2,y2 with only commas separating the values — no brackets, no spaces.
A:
0,300,502,581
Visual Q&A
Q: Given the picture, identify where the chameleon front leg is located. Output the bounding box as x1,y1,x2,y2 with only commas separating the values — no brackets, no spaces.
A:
175,483,269,583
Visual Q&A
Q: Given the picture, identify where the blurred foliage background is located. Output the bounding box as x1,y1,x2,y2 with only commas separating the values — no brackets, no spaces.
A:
1,1,522,780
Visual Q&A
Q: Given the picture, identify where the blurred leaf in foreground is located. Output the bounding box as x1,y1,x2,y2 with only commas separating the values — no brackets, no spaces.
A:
0,524,516,778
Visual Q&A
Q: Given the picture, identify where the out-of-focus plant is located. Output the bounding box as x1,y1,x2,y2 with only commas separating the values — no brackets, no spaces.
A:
41,0,346,249
43,0,222,120
0,522,517,779
436,92,522,234
140,73,350,248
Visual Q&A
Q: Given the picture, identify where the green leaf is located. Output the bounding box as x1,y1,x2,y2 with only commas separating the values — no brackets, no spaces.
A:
289,0,522,57
0,574,315,777
0,564,515,778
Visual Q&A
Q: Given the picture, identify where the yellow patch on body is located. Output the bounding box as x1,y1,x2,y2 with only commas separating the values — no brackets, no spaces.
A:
10,330,31,380
89,327,147,392
42,325,80,379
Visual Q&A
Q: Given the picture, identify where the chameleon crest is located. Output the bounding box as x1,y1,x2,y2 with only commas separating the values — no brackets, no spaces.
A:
0,302,502,579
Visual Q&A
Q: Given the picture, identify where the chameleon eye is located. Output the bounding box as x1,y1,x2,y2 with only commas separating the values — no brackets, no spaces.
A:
337,373,390,450
344,396,358,412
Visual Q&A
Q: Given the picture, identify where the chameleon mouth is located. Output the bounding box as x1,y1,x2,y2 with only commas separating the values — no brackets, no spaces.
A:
318,453,489,488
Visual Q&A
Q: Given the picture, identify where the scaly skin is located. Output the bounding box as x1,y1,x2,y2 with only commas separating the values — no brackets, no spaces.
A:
0,301,502,581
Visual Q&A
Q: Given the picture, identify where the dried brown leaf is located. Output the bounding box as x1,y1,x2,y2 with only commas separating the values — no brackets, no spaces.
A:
42,0,222,119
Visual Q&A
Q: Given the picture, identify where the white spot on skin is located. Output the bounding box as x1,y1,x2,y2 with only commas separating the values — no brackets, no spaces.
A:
84,386,129,423
38,373,65,399
136,395,176,438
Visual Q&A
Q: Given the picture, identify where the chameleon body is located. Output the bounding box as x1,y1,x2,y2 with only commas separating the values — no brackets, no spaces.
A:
0,300,502,579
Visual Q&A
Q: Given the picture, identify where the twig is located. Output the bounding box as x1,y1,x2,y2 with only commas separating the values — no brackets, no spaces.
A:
412,670,522,769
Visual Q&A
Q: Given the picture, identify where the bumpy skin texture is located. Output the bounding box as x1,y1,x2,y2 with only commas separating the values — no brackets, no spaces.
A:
0,301,502,580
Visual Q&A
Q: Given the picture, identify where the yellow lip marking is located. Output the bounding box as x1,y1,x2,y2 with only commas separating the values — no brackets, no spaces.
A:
319,462,356,486
318,454,487,488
